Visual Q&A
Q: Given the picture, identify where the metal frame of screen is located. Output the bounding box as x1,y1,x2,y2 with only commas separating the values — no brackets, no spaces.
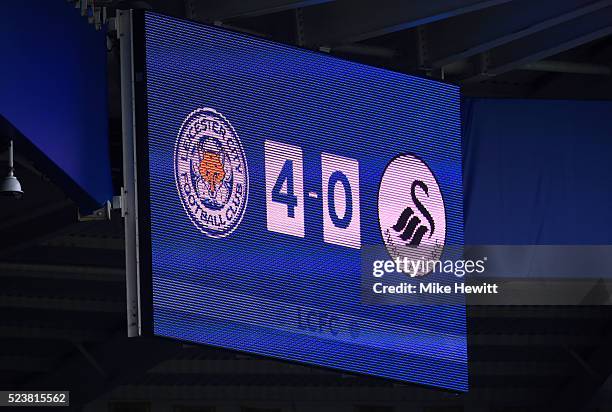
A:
120,9,466,390
119,9,153,337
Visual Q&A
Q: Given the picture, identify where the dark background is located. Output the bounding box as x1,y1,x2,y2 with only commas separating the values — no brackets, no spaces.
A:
2,1,612,411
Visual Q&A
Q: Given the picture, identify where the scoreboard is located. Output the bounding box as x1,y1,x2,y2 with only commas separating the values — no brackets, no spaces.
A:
121,10,467,391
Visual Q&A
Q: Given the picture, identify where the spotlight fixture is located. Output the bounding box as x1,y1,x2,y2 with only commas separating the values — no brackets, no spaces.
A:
0,140,23,199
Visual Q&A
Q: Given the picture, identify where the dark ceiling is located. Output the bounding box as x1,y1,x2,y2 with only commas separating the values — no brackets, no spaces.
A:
1,1,612,411
101,0,612,191
101,0,612,101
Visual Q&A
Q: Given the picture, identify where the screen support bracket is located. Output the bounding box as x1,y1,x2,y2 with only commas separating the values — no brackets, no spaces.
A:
118,9,142,338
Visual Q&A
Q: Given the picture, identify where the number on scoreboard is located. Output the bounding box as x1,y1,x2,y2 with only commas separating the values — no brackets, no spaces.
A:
321,153,361,249
264,140,305,238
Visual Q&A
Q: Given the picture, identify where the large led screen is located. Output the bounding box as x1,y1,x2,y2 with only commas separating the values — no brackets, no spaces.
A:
134,11,466,391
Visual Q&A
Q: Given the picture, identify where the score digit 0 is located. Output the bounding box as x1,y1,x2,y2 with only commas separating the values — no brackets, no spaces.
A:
321,153,360,249
264,140,361,249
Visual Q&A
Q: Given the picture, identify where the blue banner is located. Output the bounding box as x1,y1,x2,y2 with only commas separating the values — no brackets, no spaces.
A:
463,98,612,245
1,0,112,210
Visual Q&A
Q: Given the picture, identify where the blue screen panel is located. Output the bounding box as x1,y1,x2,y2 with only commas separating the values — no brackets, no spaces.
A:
463,98,612,245
1,0,112,209
142,11,467,391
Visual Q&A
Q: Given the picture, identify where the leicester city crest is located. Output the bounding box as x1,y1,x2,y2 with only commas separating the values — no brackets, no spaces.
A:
174,108,249,238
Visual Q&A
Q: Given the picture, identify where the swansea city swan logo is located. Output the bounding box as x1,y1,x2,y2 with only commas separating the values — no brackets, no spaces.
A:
378,154,446,276
174,108,249,238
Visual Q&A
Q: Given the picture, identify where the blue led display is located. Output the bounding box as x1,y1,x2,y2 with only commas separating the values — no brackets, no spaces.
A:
142,11,467,391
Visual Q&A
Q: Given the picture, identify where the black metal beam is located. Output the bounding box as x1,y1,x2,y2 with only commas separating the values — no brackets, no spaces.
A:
186,0,333,22
0,325,106,342
0,263,124,282
0,295,123,313
0,356,54,373
527,37,612,98
555,329,612,410
21,335,183,411
425,0,612,68
0,201,77,259
149,357,569,377
301,0,511,46
468,306,611,319
462,7,612,82
100,382,558,406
